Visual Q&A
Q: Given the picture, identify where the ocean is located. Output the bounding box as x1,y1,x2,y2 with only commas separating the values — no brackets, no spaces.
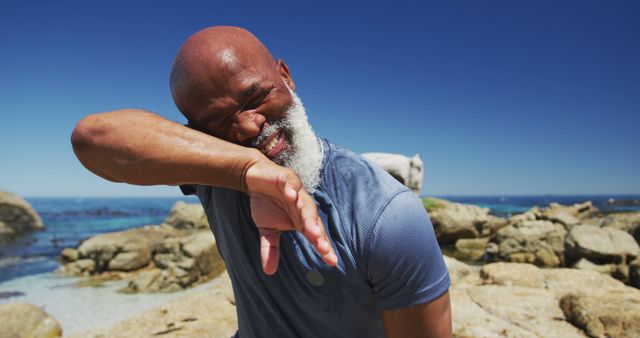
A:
1,195,639,284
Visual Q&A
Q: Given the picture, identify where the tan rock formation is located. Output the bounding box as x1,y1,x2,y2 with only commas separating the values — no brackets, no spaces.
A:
0,302,62,338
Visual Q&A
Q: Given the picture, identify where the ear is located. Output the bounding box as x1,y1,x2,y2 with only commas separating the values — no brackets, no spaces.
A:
277,59,296,91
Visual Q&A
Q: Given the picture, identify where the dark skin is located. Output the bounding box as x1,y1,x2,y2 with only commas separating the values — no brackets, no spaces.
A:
72,26,451,337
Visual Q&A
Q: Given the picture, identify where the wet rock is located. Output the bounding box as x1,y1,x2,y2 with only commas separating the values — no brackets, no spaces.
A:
0,302,62,338
162,201,209,229
0,190,43,238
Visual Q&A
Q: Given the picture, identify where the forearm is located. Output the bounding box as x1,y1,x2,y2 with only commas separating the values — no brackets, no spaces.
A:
71,109,264,192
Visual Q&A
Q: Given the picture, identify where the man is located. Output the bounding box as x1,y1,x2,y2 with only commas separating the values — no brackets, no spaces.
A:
71,26,451,338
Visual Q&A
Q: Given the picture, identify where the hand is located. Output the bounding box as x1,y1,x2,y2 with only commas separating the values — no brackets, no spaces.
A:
245,159,338,275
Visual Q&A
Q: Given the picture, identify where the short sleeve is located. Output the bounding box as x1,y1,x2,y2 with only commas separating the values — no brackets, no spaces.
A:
366,191,450,309
179,184,212,208
179,184,197,196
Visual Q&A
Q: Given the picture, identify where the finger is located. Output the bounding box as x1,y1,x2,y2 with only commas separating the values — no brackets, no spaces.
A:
259,229,281,275
316,217,338,267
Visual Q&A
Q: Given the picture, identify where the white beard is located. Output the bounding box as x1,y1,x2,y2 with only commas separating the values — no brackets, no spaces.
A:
253,89,323,192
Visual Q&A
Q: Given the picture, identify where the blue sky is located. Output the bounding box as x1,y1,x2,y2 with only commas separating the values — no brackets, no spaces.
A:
0,0,638,197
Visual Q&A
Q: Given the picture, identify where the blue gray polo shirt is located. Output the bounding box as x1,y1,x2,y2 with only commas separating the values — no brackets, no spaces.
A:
181,139,450,338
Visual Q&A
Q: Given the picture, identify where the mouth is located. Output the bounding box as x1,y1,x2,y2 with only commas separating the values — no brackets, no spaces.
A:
258,129,287,159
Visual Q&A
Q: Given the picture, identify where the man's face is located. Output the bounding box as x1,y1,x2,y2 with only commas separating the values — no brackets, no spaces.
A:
186,59,296,159
184,59,323,191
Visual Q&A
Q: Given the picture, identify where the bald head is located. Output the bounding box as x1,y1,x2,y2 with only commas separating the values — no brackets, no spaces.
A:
170,26,281,120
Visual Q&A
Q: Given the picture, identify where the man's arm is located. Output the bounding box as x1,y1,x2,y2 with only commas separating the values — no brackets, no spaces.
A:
71,109,337,272
381,291,452,338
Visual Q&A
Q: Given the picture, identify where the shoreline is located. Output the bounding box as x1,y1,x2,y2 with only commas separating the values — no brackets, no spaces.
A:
0,271,225,336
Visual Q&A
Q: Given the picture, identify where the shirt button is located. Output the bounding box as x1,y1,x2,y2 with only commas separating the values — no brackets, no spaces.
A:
306,270,324,286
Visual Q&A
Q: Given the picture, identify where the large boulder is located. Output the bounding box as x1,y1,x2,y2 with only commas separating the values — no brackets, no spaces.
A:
542,201,599,221
561,289,640,338
361,152,423,195
565,225,640,265
0,302,62,338
124,230,225,293
58,226,225,293
596,211,640,235
162,201,209,229
0,190,43,237
428,199,507,244
490,220,567,267
74,226,179,272
468,285,585,338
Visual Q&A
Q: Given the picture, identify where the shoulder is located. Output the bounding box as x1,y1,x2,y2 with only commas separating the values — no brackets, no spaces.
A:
320,139,409,209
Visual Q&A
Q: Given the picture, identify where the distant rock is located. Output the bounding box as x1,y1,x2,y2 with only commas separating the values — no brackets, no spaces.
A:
606,198,640,207
58,226,225,293
0,302,62,338
565,225,640,265
361,152,423,195
596,211,640,235
428,199,507,244
490,220,566,267
0,190,43,238
162,201,209,229
453,237,488,261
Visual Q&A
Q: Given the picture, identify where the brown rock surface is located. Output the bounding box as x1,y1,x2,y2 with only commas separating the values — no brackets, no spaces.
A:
0,302,62,338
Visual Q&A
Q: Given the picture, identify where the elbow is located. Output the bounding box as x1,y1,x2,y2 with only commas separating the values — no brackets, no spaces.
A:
71,114,105,156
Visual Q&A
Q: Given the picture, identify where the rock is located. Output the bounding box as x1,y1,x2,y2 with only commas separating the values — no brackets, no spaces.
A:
453,237,488,261
573,258,616,275
480,262,545,288
162,201,209,229
543,201,599,220
451,287,540,338
548,211,580,228
0,302,62,338
70,273,237,338
60,248,79,262
429,200,506,244
561,289,640,338
121,230,225,293
443,255,480,286
565,225,640,265
492,220,566,267
630,258,640,289
468,285,585,338
0,190,43,237
542,268,627,298
599,211,640,234
361,152,423,195
76,226,178,272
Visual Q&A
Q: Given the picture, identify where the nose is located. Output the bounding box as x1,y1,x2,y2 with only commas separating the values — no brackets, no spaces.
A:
232,111,266,143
